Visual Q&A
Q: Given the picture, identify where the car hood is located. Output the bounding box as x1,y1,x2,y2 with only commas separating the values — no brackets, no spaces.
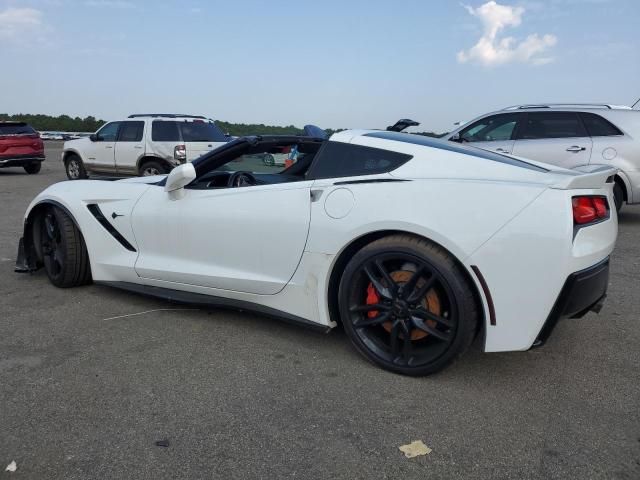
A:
63,137,91,150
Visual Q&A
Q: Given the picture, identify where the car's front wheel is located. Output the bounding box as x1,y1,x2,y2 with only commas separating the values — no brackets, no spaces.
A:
65,154,88,180
24,162,42,174
38,206,92,288
338,235,478,376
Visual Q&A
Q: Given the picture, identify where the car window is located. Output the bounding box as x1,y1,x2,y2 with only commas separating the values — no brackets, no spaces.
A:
96,122,121,141
180,121,227,142
580,113,623,137
152,121,181,141
365,131,549,172
117,121,144,142
458,114,520,142
0,123,36,135
518,112,587,139
307,141,412,179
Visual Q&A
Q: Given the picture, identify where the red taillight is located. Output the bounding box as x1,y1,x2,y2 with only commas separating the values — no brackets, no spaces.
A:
572,196,609,225
174,144,187,162
592,197,608,218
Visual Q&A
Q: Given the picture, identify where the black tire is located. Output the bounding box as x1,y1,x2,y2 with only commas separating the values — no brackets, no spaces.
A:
338,235,478,376
39,206,92,288
613,182,624,213
262,154,275,166
24,162,41,174
140,160,167,176
65,154,88,180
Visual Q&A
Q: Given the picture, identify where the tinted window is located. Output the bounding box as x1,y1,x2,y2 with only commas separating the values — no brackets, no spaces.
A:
152,121,180,141
365,131,548,172
96,122,121,141
580,113,623,137
308,141,412,179
118,121,144,142
180,121,227,142
0,123,36,135
459,113,520,142
518,112,587,139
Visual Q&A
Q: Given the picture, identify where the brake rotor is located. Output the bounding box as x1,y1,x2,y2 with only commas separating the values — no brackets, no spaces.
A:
366,270,440,341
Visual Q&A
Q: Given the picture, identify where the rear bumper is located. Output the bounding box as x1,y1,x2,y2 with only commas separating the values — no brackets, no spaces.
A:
0,154,45,168
533,257,609,347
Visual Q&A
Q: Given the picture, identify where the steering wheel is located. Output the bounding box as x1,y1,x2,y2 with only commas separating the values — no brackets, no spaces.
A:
228,171,257,188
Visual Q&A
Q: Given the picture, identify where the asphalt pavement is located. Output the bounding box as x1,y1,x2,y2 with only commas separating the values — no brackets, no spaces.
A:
1,142,638,479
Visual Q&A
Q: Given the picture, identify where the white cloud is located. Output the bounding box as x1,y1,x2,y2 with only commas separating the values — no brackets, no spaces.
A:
0,7,44,42
457,1,557,67
84,0,135,8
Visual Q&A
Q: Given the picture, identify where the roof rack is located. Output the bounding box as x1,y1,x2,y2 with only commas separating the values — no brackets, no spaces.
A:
503,103,631,111
127,114,208,119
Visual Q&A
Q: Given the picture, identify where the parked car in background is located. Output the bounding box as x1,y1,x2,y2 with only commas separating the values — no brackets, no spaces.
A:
61,114,230,179
0,122,45,174
447,104,640,211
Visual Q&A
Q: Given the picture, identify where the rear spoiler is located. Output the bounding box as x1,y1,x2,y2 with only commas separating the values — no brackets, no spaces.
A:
551,165,618,190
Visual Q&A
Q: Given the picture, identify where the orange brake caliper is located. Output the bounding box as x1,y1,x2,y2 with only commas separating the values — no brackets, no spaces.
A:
365,271,441,340
366,283,380,318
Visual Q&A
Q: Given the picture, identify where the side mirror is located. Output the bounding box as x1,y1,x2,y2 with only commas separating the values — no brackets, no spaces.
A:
449,133,461,143
165,163,196,199
89,134,98,142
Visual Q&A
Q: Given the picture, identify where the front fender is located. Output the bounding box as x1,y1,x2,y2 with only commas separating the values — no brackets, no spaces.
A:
18,180,152,282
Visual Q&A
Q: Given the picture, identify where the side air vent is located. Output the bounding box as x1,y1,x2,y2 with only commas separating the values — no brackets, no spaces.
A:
86,204,137,252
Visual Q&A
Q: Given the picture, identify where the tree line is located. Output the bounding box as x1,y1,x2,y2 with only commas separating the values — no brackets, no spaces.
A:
0,113,106,133
0,113,445,138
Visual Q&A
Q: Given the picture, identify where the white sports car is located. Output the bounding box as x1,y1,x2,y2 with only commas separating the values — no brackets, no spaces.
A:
15,129,618,375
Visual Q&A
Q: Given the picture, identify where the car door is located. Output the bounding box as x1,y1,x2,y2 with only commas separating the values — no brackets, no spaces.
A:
114,121,145,175
452,113,522,154
130,179,313,295
511,112,593,168
86,121,120,172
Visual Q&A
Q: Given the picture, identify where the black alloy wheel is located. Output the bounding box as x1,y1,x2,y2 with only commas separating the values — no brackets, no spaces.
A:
339,235,478,376
39,206,92,287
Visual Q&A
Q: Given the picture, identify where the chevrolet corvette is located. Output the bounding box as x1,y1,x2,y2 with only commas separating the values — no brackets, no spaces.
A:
15,129,618,375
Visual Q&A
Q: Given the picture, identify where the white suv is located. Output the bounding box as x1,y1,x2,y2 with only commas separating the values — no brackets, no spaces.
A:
447,104,640,211
62,114,229,179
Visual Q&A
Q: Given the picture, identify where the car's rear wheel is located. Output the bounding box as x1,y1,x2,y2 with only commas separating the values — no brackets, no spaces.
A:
24,162,41,174
262,154,275,166
140,160,167,176
39,206,92,288
65,154,88,180
338,235,478,376
613,182,624,213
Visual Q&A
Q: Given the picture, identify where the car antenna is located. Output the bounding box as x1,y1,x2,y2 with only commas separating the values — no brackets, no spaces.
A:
386,119,420,132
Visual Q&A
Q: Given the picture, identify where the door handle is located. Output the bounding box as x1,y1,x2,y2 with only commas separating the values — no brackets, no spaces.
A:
105,146,113,149
134,145,143,149
566,146,586,153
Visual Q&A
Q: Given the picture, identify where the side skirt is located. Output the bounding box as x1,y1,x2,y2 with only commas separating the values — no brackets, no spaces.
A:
96,281,332,333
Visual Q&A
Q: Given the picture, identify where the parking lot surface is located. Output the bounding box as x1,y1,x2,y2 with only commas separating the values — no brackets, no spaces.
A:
1,143,639,479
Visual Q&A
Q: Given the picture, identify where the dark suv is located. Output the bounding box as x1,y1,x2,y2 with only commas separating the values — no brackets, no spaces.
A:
0,122,45,174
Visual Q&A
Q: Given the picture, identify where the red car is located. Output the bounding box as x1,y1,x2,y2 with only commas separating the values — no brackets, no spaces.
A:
0,122,45,174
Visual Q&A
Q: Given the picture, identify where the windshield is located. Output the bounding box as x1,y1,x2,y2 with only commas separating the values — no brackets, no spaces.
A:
180,121,227,142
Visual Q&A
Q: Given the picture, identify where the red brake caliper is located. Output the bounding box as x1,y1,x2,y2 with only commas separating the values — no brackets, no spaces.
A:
366,283,380,318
